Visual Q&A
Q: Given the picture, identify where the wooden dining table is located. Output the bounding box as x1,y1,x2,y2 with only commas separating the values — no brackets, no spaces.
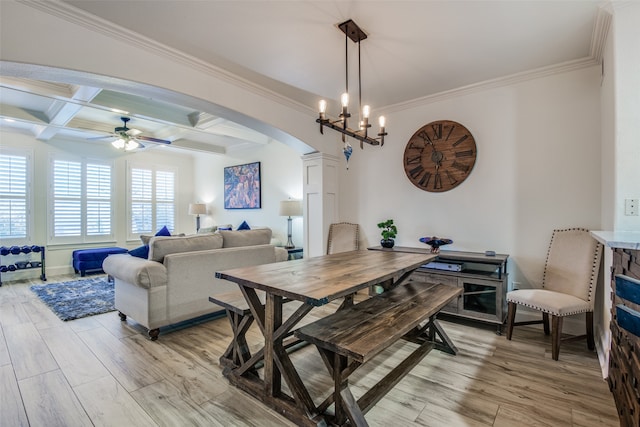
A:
214,249,437,426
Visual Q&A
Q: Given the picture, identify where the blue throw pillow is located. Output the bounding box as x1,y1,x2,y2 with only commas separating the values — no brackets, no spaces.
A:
218,226,232,231
129,245,149,259
238,221,251,230
156,225,171,237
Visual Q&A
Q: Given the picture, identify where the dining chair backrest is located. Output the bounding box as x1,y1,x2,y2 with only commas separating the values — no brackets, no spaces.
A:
542,228,602,307
327,222,360,255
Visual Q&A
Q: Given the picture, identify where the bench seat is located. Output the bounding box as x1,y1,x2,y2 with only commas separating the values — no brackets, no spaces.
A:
295,281,461,426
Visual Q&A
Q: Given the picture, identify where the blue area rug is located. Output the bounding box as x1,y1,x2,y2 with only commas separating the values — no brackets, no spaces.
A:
30,277,114,321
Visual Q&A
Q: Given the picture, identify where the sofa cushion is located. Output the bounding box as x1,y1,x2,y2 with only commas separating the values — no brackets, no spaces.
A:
140,225,171,245
197,224,233,235
149,233,223,263
219,228,272,248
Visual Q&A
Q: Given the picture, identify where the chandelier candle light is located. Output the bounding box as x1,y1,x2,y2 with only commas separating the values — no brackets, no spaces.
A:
317,19,387,162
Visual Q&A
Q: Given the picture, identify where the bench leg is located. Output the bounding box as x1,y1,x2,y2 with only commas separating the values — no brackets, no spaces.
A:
118,312,127,321
148,328,159,341
220,310,255,371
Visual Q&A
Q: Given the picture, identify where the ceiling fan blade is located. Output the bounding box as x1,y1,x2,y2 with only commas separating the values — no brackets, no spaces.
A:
136,135,171,145
87,134,116,140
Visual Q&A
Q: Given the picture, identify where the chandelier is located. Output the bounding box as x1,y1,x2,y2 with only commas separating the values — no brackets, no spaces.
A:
316,19,387,164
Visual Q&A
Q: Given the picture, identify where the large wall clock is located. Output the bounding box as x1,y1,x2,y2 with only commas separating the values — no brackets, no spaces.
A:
403,120,477,192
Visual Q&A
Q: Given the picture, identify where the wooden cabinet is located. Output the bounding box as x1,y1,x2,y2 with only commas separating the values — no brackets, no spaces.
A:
369,246,509,333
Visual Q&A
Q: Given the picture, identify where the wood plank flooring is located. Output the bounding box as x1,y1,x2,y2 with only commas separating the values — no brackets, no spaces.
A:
0,274,619,426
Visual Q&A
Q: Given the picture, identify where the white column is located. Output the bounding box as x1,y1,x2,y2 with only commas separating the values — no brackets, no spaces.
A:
302,153,339,257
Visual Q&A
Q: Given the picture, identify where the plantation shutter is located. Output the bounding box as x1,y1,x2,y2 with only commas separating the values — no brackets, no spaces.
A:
0,153,28,239
131,168,153,234
53,160,82,237
86,163,112,236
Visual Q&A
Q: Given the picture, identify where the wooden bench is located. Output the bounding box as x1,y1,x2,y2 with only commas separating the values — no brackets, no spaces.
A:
210,290,301,373
294,281,461,426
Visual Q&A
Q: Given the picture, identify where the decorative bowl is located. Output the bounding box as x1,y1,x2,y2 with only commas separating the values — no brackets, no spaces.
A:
419,236,453,253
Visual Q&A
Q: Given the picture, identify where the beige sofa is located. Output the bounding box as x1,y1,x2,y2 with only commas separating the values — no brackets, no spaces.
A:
103,228,288,340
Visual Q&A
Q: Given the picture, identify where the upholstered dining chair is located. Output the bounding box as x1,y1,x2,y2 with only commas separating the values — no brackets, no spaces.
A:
327,222,360,255
506,228,603,361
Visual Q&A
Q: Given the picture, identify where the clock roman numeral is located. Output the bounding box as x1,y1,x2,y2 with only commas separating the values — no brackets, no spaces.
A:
405,154,422,165
452,161,469,173
434,172,442,190
431,123,442,140
446,170,458,185
419,171,432,188
408,165,424,179
445,125,456,141
418,130,432,144
455,150,474,158
452,134,468,147
408,141,424,152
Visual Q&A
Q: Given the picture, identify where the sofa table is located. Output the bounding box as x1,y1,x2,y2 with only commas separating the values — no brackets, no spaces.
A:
369,246,509,333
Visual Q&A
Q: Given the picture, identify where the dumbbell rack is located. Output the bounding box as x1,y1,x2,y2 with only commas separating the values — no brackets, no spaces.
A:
0,246,46,286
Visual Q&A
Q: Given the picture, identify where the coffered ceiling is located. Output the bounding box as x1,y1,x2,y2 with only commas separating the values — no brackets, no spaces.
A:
0,1,609,154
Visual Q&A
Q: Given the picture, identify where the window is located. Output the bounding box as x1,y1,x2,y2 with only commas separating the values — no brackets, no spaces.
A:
50,157,113,244
0,150,31,243
128,163,175,238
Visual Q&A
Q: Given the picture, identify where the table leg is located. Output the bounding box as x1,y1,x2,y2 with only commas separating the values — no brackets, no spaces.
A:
264,292,283,397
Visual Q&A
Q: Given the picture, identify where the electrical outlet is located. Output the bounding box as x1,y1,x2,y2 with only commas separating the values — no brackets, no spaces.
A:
625,199,639,216
512,281,521,290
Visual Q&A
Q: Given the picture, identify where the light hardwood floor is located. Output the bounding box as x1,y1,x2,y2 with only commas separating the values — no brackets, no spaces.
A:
1,274,620,426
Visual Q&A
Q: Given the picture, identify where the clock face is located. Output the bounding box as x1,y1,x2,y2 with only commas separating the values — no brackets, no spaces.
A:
403,120,477,192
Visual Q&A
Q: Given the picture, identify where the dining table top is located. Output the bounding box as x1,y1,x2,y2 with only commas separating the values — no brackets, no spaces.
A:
215,249,436,306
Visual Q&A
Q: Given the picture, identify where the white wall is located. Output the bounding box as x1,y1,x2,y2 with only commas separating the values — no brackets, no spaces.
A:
190,142,303,247
611,2,640,232
0,130,195,278
340,66,603,334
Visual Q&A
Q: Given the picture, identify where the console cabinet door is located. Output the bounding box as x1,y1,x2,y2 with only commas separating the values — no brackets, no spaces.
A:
458,277,504,322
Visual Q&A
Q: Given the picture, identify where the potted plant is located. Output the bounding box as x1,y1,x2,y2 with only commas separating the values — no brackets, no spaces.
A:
377,219,397,248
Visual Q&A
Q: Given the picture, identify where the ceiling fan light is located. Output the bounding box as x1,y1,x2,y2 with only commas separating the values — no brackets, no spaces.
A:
125,140,140,151
112,138,125,149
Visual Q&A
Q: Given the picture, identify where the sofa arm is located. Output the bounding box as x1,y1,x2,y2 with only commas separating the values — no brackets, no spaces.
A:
103,254,167,289
275,247,288,262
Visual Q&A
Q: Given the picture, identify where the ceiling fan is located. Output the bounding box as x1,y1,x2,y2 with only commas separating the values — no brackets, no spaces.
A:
89,117,171,151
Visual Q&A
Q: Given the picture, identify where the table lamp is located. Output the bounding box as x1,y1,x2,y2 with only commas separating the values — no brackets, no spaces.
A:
188,203,206,232
279,199,303,249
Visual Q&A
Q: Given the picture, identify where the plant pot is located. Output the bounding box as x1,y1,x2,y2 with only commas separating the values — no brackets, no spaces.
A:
380,238,395,248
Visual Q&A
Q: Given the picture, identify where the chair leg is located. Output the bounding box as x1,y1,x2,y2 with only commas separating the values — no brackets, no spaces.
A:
506,302,516,340
551,315,563,361
586,311,595,351
542,312,550,335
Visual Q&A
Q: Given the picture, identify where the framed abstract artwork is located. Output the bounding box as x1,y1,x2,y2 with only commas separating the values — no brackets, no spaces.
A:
224,161,261,209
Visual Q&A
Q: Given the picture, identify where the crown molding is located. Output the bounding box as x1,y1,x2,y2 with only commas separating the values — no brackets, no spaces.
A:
590,6,613,62
18,0,315,115
384,56,599,114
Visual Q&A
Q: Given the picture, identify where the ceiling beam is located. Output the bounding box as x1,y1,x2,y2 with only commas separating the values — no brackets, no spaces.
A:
34,85,102,141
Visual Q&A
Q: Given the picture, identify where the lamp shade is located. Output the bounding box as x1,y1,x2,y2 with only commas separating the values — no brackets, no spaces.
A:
188,203,206,215
279,200,302,217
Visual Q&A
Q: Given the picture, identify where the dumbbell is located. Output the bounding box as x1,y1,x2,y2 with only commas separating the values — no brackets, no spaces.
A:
0,246,9,256
7,265,16,271
31,245,42,253
0,265,7,272
21,245,32,254
10,246,21,255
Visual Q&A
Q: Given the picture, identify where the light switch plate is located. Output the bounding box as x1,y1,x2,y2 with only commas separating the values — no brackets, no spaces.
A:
625,199,639,216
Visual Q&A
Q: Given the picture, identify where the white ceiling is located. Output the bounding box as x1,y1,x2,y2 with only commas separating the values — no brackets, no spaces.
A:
0,0,608,154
